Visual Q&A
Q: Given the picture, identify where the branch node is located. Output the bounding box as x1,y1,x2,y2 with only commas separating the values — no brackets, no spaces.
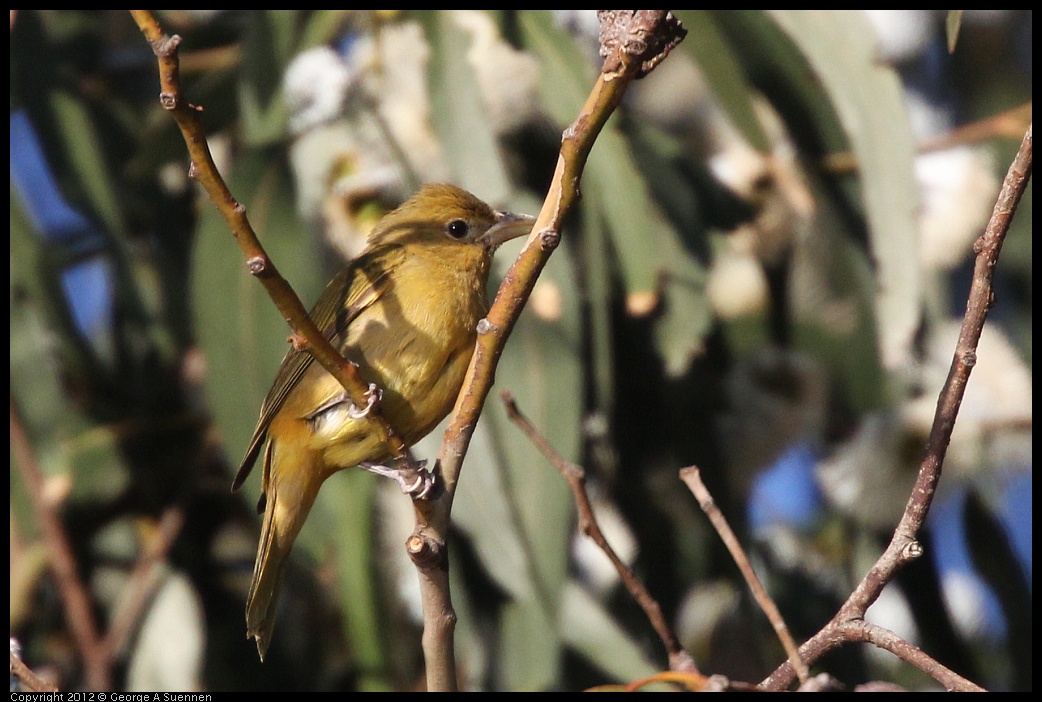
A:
406,532,445,569
476,317,501,335
155,33,182,57
597,11,687,78
563,117,587,143
246,256,267,276
539,228,561,251
900,540,924,561
159,91,177,110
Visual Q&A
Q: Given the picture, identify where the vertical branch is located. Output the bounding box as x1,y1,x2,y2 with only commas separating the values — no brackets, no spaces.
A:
408,12,687,692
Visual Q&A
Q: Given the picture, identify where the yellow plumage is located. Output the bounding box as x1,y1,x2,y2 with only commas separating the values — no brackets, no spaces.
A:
232,183,533,659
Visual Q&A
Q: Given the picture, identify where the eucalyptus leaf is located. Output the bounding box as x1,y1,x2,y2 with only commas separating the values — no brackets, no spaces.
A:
454,249,581,689
674,10,770,153
48,90,127,239
946,10,964,53
517,10,596,125
238,12,295,146
320,470,392,691
766,10,920,372
500,598,559,690
561,582,662,683
421,11,512,204
191,153,328,487
584,155,711,378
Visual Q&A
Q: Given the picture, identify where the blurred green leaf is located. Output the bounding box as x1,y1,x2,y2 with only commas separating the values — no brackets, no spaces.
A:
192,152,327,479
767,10,920,373
561,583,662,682
318,471,392,691
239,12,294,146
48,90,127,238
712,10,849,152
946,10,964,53
421,11,512,204
517,11,595,125
585,145,711,377
454,248,582,690
521,10,710,377
675,10,770,153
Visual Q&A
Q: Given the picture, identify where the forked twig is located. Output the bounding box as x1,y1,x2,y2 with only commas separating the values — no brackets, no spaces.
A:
679,466,809,684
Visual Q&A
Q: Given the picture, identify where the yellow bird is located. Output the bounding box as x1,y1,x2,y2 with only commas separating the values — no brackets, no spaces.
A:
232,183,534,659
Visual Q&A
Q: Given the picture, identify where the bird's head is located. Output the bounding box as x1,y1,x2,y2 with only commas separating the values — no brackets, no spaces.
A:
368,183,535,252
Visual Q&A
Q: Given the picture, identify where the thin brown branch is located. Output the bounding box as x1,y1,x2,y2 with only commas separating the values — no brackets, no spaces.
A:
501,391,698,674
918,102,1032,153
678,466,808,684
823,102,1031,173
762,123,1031,691
409,12,687,691
10,395,109,691
10,649,59,693
128,9,410,465
101,506,186,660
838,620,987,692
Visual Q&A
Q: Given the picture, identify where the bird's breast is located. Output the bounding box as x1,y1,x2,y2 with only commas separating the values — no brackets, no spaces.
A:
301,256,489,467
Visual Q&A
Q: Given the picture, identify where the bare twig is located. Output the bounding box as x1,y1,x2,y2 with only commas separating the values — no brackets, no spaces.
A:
762,124,1031,692
678,466,808,684
10,647,59,693
101,506,186,660
501,391,698,674
10,395,109,691
128,9,410,465
409,12,687,691
837,619,985,691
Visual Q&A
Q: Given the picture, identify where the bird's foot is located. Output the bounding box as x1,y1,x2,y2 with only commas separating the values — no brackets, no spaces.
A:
361,459,437,500
347,383,382,419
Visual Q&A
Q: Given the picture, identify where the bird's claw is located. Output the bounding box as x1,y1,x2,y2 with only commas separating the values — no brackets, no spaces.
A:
360,459,437,500
347,383,382,419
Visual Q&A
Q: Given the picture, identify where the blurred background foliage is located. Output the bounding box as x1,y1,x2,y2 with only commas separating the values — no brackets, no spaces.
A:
9,9,1032,692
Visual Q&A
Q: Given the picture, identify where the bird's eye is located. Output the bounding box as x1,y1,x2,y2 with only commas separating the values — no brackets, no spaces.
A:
447,220,469,239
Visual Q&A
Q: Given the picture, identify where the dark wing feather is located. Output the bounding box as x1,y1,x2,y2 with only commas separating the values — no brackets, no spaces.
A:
231,245,404,491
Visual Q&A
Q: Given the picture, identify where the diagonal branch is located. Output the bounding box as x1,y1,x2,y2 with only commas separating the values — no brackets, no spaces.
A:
679,466,808,684
129,9,409,464
503,391,698,675
762,124,1031,691
10,395,108,691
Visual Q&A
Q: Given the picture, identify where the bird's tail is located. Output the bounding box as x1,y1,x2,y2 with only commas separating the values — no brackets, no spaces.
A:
245,439,324,661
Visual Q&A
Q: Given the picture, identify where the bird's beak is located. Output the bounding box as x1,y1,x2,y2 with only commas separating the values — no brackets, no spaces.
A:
480,211,536,249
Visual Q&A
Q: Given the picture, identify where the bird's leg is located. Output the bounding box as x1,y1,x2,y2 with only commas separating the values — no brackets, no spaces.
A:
360,458,437,500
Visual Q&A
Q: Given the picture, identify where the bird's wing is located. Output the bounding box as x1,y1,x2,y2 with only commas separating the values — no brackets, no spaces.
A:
232,245,405,492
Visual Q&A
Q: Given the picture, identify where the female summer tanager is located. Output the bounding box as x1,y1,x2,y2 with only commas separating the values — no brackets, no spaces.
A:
232,183,534,659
